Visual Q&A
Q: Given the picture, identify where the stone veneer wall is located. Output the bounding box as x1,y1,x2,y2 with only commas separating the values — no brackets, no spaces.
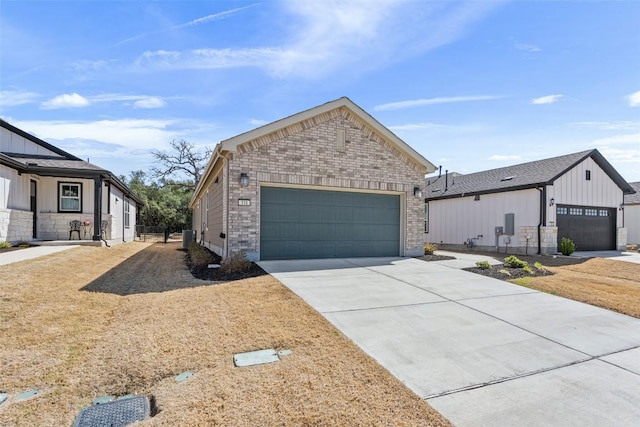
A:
0,208,33,243
38,213,112,240
617,227,627,251
225,107,426,260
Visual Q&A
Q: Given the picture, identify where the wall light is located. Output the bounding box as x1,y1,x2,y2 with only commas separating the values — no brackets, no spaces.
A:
619,204,624,211
549,198,555,206
413,186,422,199
239,173,249,187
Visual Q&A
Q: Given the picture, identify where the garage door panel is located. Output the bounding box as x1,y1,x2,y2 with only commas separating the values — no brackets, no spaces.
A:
557,205,615,251
261,187,400,260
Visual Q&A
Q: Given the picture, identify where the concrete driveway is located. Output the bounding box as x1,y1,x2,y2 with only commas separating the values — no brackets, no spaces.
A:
259,257,640,426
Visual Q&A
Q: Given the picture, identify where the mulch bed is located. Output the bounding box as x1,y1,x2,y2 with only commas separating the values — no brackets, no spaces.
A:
184,246,268,281
414,254,456,262
465,264,555,281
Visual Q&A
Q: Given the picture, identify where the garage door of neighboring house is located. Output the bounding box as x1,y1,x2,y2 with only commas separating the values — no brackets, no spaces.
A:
260,187,400,260
556,205,616,251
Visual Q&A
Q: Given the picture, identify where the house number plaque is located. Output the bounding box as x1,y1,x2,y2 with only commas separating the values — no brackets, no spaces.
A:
238,199,251,206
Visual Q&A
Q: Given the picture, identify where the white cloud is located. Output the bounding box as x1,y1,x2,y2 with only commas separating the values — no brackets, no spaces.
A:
10,118,178,149
117,4,258,45
489,154,522,161
40,93,90,110
374,95,504,111
249,119,268,127
0,90,40,107
133,97,166,109
531,94,563,105
593,133,640,146
389,122,450,131
514,42,541,53
127,1,504,79
627,90,640,107
571,121,640,131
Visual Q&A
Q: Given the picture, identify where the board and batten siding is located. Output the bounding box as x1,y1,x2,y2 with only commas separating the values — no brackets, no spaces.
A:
625,205,640,245
1,127,60,156
546,157,624,228
427,189,540,250
1,164,30,210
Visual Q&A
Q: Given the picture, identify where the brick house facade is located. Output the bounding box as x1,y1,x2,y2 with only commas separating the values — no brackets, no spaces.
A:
190,97,435,261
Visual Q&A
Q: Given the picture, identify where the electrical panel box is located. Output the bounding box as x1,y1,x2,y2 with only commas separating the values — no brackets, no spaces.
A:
495,226,504,235
505,213,515,235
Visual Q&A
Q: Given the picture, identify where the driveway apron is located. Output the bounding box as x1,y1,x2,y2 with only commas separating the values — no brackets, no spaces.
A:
259,257,640,427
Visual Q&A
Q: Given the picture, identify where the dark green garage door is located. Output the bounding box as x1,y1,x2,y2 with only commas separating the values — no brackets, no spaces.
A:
556,205,616,251
260,187,400,260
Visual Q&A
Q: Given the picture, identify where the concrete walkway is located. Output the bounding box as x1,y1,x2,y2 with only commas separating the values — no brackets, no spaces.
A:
572,250,640,264
0,245,77,266
259,257,640,426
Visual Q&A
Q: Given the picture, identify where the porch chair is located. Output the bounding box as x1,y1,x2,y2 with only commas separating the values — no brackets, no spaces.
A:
69,220,82,240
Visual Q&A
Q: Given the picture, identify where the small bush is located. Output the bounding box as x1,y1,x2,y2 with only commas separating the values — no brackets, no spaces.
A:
0,241,11,249
475,261,492,270
17,241,29,248
504,255,527,268
188,241,215,266
522,265,533,275
423,243,438,255
558,237,576,256
220,251,251,274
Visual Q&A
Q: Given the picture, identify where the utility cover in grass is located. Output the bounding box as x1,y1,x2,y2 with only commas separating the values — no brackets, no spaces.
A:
175,371,193,382
234,349,279,367
16,389,39,401
73,395,149,427
0,392,7,405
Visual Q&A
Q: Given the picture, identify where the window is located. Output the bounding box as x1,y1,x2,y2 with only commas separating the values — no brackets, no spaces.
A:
424,202,429,233
585,208,598,216
586,170,591,181
59,182,82,212
556,207,567,215
569,207,583,216
124,197,131,228
599,209,610,217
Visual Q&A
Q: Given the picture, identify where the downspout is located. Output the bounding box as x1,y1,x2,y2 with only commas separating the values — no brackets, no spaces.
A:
225,155,230,258
92,176,103,241
536,186,546,254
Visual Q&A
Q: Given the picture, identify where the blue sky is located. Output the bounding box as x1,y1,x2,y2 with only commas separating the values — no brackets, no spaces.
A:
1,0,639,182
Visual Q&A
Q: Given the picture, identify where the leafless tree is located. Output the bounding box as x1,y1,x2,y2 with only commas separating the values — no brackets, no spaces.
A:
151,139,212,189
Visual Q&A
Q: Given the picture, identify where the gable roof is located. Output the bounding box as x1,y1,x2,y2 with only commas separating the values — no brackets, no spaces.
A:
191,97,435,207
426,149,635,200
223,97,434,170
0,119,142,205
625,182,640,205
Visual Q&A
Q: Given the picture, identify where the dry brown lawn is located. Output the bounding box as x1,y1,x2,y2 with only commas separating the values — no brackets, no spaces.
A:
0,242,450,426
511,258,640,318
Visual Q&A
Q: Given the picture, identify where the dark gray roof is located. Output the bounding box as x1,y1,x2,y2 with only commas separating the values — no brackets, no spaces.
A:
625,182,640,204
426,149,635,200
7,154,106,172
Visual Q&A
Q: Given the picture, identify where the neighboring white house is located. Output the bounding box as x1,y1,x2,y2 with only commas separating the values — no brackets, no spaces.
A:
0,119,142,245
190,97,436,261
624,182,640,246
425,149,635,254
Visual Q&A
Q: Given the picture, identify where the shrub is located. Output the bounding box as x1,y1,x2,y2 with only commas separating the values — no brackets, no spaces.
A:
533,261,546,272
0,241,11,249
522,265,533,275
558,237,576,256
504,255,527,268
475,260,492,270
220,251,251,274
17,241,29,248
188,241,215,266
423,243,438,255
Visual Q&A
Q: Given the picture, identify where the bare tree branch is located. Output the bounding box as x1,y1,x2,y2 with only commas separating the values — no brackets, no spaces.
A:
151,139,212,189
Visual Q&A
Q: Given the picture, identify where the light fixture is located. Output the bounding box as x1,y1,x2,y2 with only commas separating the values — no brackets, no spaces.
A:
619,204,624,211
549,198,555,206
413,186,422,199
240,173,249,187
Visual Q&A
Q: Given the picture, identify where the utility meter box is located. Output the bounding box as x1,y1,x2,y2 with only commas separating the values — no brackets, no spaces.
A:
495,226,504,235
